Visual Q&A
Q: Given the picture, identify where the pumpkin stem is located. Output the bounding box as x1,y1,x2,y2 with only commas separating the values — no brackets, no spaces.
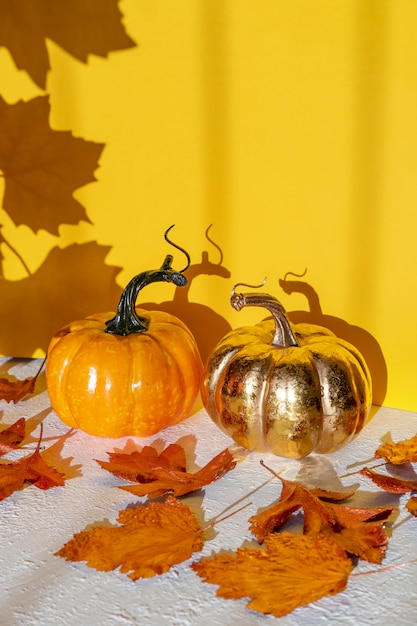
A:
105,227,189,336
230,288,298,348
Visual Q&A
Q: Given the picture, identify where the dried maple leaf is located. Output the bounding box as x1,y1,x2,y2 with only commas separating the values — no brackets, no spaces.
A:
359,467,417,493
0,427,66,500
56,496,204,580
192,532,354,618
0,418,26,455
375,434,417,464
318,501,393,564
0,359,44,403
0,0,135,88
0,96,104,234
406,496,417,517
249,475,394,563
97,443,236,498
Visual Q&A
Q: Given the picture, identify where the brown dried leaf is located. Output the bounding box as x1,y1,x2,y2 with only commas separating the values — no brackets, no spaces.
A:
0,375,37,403
0,418,26,455
375,434,417,465
0,430,66,501
249,476,394,563
56,496,204,580
25,448,66,490
359,467,417,493
98,444,236,498
192,532,353,618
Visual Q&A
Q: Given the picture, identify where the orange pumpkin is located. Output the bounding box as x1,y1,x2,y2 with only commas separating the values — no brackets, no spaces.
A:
46,229,203,438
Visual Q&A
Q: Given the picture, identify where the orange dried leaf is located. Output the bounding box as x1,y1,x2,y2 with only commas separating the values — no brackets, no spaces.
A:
192,532,353,618
359,467,417,493
249,478,351,542
375,434,417,465
0,457,28,500
98,444,236,498
249,476,394,563
97,443,187,483
56,496,204,580
0,429,66,500
0,418,26,455
319,502,393,564
406,496,417,517
25,449,66,490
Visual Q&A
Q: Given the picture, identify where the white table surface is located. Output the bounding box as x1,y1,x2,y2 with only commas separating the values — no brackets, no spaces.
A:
0,357,416,626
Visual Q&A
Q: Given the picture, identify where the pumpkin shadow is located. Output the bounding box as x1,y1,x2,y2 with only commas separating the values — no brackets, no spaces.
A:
279,274,387,407
139,227,232,364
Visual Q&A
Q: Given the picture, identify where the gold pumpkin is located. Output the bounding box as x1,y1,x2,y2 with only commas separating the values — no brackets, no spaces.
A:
201,284,372,458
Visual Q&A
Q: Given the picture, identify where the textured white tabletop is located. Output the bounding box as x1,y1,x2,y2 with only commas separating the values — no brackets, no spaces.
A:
0,358,416,626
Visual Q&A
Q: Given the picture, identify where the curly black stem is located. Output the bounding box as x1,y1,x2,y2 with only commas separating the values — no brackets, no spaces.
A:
105,254,187,336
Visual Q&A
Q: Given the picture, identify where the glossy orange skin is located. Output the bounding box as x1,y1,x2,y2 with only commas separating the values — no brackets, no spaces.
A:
46,309,203,438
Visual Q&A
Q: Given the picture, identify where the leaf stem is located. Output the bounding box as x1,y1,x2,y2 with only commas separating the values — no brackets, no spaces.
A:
339,461,387,478
351,558,417,577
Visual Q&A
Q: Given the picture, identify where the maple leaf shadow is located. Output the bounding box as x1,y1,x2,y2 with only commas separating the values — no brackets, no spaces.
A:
0,242,122,357
0,96,106,234
279,273,387,407
0,0,137,89
39,429,83,480
139,228,232,364
23,407,54,436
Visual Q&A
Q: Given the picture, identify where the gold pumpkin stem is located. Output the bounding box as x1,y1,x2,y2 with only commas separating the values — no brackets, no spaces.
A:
230,284,298,349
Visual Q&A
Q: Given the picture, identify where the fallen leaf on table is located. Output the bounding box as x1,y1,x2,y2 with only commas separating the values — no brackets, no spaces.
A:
374,434,417,465
0,428,66,500
0,359,44,403
249,476,394,563
0,418,26,455
56,496,204,580
406,496,417,517
319,501,393,564
192,532,353,618
97,443,236,498
359,467,417,493
0,375,37,403
24,448,66,490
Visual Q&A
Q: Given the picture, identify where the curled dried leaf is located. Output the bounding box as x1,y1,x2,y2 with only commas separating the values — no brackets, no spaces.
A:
359,467,417,493
98,443,236,498
249,475,394,563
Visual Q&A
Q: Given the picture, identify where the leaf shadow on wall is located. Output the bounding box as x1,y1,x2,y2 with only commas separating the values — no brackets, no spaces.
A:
0,242,123,357
0,0,136,89
139,235,232,365
279,273,387,407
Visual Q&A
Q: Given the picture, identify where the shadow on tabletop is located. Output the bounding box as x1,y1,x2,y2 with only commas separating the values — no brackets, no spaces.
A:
279,272,388,408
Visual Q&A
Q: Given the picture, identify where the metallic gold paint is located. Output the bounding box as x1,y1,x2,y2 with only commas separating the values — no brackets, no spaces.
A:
201,292,372,458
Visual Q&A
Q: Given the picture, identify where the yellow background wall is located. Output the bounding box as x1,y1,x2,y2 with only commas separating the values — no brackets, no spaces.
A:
0,0,416,411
